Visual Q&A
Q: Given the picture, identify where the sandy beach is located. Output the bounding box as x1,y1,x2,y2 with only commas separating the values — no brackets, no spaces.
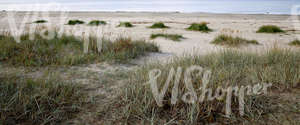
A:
0,12,298,58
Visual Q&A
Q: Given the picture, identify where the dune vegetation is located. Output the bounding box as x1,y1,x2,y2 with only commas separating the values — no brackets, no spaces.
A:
289,39,300,46
67,20,85,25
149,22,169,29
33,20,47,24
0,31,159,66
101,48,300,124
118,22,134,27
211,34,259,46
187,22,212,32
256,25,285,33
88,20,107,26
150,33,185,41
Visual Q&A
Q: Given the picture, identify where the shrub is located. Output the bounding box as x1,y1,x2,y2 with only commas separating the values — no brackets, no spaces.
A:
149,22,169,29
150,33,185,41
0,31,159,66
102,48,300,124
118,22,134,27
187,22,212,32
33,20,47,23
67,20,85,25
88,20,107,26
256,25,285,33
289,39,300,46
0,74,85,124
211,34,259,46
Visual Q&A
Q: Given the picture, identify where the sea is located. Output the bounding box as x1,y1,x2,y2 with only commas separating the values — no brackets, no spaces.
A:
1,0,300,15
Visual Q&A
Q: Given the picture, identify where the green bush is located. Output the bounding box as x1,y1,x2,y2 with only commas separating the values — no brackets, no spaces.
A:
149,22,169,29
33,20,47,23
118,22,134,27
67,20,85,25
211,34,259,46
88,20,107,26
187,22,212,32
256,25,285,33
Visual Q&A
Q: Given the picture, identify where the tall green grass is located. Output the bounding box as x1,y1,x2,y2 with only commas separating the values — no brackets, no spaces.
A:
256,25,285,33
0,74,86,124
103,48,300,124
0,31,159,66
211,34,259,46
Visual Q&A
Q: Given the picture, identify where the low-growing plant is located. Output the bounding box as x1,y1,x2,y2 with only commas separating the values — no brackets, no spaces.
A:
0,74,86,124
211,34,259,46
149,22,169,29
150,33,185,41
33,20,47,24
117,22,134,27
187,22,212,32
0,31,159,66
289,39,300,46
256,25,285,33
67,20,85,25
102,48,300,124
88,20,107,26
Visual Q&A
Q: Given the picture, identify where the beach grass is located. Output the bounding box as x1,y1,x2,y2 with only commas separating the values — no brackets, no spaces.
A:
88,20,107,26
211,34,259,46
118,22,134,27
289,39,300,46
256,25,285,33
149,22,169,29
187,22,212,32
0,31,159,66
67,20,85,25
33,20,47,24
102,48,300,124
0,73,86,125
150,33,185,41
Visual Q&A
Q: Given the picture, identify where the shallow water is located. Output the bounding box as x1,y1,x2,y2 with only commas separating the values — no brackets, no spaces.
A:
1,0,300,14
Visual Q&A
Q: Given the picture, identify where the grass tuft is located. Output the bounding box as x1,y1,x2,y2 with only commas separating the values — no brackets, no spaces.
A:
211,34,259,46
118,22,134,27
289,39,300,46
150,33,185,41
67,20,85,25
187,22,212,32
88,20,107,26
33,20,47,24
149,22,169,29
0,74,85,124
102,48,300,124
256,25,285,33
0,31,159,66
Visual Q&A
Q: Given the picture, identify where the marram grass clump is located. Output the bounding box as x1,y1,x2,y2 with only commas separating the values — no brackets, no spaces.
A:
33,20,47,24
88,20,107,26
102,48,300,124
149,22,169,29
0,31,159,66
187,22,212,32
67,20,85,25
211,34,259,46
256,25,285,33
150,33,185,41
289,39,300,46
118,22,134,27
0,74,86,125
